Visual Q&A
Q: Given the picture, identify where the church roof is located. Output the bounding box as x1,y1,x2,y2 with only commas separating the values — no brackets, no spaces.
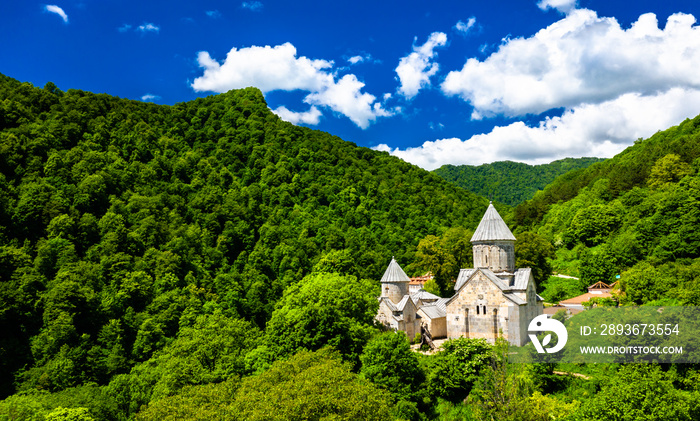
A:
419,305,446,319
395,295,413,311
513,268,531,290
471,202,516,242
380,257,411,284
410,289,440,304
454,269,477,291
435,297,449,313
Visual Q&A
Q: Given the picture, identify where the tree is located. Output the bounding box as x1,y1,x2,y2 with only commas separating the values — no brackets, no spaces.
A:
264,272,379,364
360,332,424,402
231,349,393,421
515,231,554,287
648,153,693,189
425,338,492,403
44,407,95,421
415,227,474,297
575,365,700,421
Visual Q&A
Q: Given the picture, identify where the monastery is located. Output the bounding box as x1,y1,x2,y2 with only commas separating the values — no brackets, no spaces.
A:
376,202,543,346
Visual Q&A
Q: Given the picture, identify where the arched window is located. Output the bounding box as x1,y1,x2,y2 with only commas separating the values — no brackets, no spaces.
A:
476,306,480,315
482,305,486,314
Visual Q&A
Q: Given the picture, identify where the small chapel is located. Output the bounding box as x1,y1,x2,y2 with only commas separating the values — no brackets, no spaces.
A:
376,202,543,346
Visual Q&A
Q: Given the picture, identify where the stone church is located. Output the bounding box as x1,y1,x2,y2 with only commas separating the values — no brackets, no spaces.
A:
376,202,543,346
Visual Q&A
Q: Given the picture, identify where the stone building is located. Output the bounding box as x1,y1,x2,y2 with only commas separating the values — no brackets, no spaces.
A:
376,257,422,340
376,202,542,346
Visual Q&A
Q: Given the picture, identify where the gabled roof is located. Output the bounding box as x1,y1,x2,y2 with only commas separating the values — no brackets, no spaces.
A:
448,268,532,306
396,295,413,312
471,202,516,243
419,305,446,319
380,257,411,284
454,269,477,291
513,268,532,290
503,293,526,305
410,289,440,304
379,297,397,312
435,297,449,313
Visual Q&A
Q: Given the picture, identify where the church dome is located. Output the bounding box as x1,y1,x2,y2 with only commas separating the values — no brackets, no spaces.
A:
470,202,516,243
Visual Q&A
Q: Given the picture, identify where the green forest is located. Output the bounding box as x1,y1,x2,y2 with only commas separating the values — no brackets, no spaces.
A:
433,158,605,206
1,73,700,420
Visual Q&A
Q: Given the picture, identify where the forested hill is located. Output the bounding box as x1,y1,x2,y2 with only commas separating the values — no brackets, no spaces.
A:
512,114,700,307
433,157,605,206
0,73,490,398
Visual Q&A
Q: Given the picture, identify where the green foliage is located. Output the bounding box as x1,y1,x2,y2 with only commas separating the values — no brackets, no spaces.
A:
105,311,259,417
648,153,693,189
539,276,586,303
434,158,605,206
264,272,378,365
415,226,473,296
0,73,489,398
230,349,394,421
515,231,555,286
360,332,423,402
425,338,492,403
44,407,95,421
574,365,700,421
135,378,238,421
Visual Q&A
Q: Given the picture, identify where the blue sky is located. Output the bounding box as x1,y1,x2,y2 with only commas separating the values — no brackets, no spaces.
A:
3,0,700,169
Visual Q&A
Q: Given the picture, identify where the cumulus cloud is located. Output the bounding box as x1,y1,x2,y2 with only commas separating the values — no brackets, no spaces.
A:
454,17,477,35
305,74,393,129
242,1,263,12
442,10,700,119
395,32,447,99
45,5,68,23
192,42,392,128
376,88,700,170
141,94,161,102
206,10,222,19
273,106,322,125
537,0,578,14
137,23,160,33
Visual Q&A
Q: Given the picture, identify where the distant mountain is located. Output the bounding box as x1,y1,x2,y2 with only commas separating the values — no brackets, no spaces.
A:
433,158,605,206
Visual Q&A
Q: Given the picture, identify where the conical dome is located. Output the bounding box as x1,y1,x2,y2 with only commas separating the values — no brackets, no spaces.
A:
471,202,516,243
380,257,411,283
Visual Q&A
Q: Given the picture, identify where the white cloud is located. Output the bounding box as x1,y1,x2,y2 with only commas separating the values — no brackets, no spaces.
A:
192,43,333,93
206,10,222,18
454,17,477,35
442,10,700,118
348,55,365,65
192,42,393,128
375,88,700,169
538,0,578,14
242,1,263,12
141,94,161,102
45,5,68,23
137,23,160,33
395,32,447,99
273,106,322,125
117,24,132,32
305,74,393,129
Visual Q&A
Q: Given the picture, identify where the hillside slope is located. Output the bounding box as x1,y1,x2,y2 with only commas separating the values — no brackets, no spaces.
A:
0,73,491,397
512,115,700,306
433,158,605,206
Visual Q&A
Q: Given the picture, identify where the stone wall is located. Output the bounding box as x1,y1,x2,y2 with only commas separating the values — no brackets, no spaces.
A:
446,271,515,343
